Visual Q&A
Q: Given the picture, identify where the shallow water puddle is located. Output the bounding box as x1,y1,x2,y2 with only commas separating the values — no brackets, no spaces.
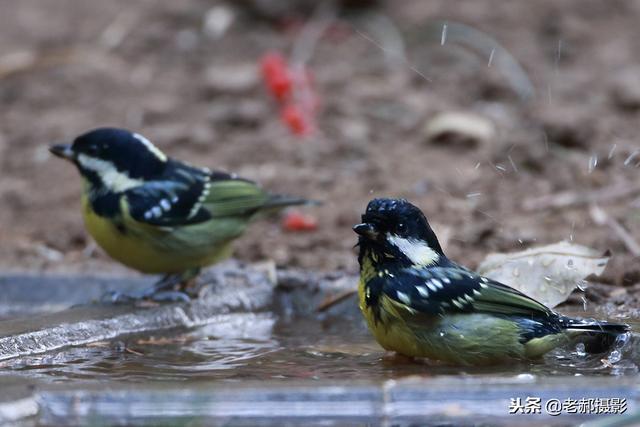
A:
3,313,639,383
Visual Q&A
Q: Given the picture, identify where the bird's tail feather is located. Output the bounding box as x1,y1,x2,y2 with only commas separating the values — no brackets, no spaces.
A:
560,316,629,334
560,316,629,353
262,194,320,210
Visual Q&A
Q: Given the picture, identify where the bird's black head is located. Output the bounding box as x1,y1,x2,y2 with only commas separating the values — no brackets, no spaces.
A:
353,198,444,267
50,128,168,192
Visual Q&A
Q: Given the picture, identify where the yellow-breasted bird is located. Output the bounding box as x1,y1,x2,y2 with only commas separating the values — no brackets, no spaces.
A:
50,127,312,302
354,198,629,366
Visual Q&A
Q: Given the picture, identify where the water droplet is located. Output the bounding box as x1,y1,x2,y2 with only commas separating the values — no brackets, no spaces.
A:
588,155,598,173
440,23,448,45
575,343,586,357
566,259,574,270
624,150,639,166
488,48,496,67
608,144,617,159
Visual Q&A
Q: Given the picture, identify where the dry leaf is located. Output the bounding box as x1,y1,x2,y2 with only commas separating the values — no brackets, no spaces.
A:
424,111,495,147
477,241,609,308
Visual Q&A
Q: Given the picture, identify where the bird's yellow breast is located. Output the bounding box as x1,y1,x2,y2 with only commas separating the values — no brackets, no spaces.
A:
357,252,427,357
81,194,233,274
359,279,428,357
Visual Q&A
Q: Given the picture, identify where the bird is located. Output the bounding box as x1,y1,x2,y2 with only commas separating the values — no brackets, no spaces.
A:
353,198,629,366
50,127,313,302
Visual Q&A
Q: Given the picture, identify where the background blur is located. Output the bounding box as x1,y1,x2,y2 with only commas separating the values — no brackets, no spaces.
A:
1,0,638,290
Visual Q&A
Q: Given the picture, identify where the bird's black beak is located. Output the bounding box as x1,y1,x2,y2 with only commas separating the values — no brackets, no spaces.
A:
353,222,379,240
49,143,75,161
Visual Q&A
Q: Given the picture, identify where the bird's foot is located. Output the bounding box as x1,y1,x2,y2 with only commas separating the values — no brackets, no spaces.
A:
144,290,191,303
100,271,199,305
100,289,191,305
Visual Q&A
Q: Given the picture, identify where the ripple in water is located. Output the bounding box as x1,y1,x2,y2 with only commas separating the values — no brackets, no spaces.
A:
2,314,638,383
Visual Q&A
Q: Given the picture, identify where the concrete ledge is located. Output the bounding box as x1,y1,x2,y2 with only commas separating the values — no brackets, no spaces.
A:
0,377,38,424
0,262,277,361
0,262,358,362
33,377,640,426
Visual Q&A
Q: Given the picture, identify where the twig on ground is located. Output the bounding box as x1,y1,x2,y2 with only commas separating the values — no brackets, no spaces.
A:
124,347,144,356
589,204,640,257
86,341,110,348
0,49,75,79
317,288,356,312
523,182,640,211
290,1,337,67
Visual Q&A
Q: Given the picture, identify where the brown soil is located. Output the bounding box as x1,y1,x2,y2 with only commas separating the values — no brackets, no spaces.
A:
1,0,639,307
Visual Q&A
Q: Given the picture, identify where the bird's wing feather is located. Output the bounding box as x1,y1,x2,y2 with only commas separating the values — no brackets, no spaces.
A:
383,264,553,318
125,179,212,226
202,178,271,217
126,162,269,226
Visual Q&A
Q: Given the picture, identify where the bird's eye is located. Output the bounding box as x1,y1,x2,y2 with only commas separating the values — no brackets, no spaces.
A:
397,223,407,233
87,144,99,155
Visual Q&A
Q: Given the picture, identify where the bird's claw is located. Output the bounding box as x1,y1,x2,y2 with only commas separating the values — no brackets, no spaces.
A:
145,290,191,303
99,289,191,305
100,290,137,304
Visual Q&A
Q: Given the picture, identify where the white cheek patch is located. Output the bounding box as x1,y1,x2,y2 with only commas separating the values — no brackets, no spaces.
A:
387,234,439,267
133,133,168,162
77,153,144,192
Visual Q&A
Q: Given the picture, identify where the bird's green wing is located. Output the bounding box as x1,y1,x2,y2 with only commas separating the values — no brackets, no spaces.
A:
202,177,270,217
126,161,307,226
383,264,553,319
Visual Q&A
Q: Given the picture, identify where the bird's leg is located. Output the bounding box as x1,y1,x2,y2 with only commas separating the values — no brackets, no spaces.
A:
142,268,201,302
103,268,201,304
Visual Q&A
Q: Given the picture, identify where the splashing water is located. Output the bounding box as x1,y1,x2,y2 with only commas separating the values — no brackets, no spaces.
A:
607,349,622,365
487,48,495,67
588,155,598,173
624,150,639,166
441,22,448,45
614,332,631,350
566,259,575,270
